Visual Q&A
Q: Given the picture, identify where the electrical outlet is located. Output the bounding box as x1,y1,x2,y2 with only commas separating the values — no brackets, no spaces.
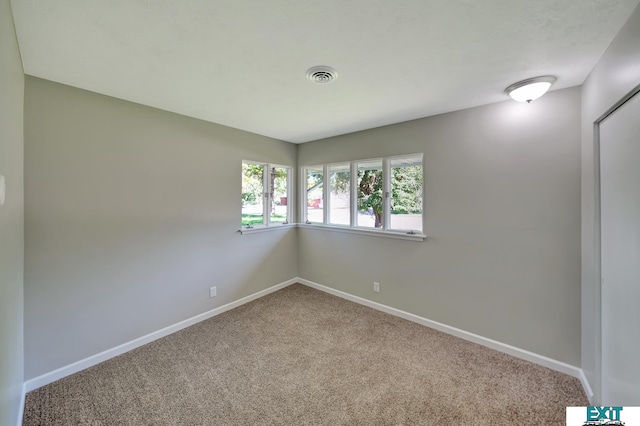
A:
373,282,380,293
209,286,217,298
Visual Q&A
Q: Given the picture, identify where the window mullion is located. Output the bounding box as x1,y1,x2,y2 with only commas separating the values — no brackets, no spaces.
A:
264,164,270,226
301,168,306,224
323,165,329,224
350,162,357,228
383,158,391,231
285,167,291,224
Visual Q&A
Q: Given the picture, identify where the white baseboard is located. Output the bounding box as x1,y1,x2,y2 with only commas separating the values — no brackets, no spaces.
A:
578,369,595,403
16,382,25,426
296,277,591,397
23,276,593,403
24,278,298,392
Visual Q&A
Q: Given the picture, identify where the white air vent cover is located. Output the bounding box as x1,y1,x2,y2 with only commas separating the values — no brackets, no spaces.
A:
306,66,338,84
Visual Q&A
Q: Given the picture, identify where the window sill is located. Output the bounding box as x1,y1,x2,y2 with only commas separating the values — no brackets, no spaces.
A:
297,223,426,241
238,223,296,235
239,223,426,241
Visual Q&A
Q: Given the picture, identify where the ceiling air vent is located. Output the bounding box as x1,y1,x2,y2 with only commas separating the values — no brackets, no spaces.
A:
306,66,338,84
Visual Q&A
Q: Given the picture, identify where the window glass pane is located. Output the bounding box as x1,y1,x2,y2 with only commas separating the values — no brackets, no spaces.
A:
390,156,423,232
306,167,323,223
242,162,264,226
329,164,350,225
270,167,289,224
357,160,383,228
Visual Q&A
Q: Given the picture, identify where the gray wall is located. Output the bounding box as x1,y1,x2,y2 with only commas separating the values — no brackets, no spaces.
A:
24,77,298,380
581,3,640,402
0,0,24,424
298,87,582,365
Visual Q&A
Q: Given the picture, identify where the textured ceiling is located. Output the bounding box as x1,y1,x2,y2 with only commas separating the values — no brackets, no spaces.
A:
11,0,640,143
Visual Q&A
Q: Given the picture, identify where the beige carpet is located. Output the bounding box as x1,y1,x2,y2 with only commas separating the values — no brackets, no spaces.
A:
23,284,587,425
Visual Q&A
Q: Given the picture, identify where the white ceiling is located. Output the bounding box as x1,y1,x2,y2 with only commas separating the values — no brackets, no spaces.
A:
11,0,640,143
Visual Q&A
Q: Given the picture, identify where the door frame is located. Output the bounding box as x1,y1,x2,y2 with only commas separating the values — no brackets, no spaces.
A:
593,83,640,403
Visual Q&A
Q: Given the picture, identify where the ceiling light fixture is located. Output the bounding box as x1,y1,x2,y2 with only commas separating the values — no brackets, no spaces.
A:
505,76,556,103
306,66,338,84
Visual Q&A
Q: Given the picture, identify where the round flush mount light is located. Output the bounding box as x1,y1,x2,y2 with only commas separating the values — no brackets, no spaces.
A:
505,76,556,103
306,66,338,84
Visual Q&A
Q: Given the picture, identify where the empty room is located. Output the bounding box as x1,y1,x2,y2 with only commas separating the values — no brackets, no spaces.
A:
2,0,640,425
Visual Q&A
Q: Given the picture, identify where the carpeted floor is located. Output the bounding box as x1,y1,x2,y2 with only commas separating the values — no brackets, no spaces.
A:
23,284,587,425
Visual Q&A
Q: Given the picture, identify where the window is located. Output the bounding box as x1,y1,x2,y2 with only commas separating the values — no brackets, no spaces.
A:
328,164,350,226
242,161,291,228
302,154,423,235
242,162,265,227
356,159,383,228
389,155,423,232
270,166,289,225
305,166,323,224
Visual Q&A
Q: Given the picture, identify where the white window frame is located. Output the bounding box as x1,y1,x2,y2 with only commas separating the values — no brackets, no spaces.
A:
326,162,352,227
386,154,424,233
300,154,425,241
302,165,325,225
240,161,293,234
354,157,385,229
